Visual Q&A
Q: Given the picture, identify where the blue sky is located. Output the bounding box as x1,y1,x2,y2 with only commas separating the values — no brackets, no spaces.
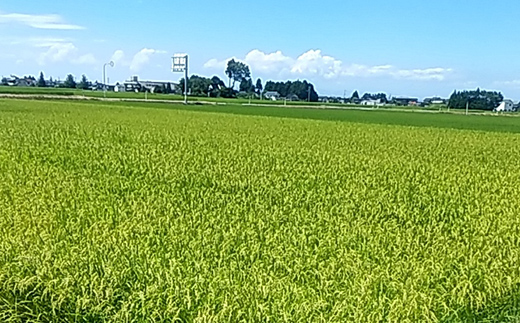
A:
1,0,520,98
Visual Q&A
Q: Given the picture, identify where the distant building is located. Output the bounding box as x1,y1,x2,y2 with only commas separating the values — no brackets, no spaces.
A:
6,75,36,87
360,99,383,106
423,97,447,105
264,91,281,101
114,83,125,92
495,99,515,112
393,97,419,106
123,76,174,93
285,94,299,101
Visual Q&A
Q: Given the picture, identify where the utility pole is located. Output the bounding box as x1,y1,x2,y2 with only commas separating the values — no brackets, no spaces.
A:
172,53,189,104
308,86,311,102
103,61,114,99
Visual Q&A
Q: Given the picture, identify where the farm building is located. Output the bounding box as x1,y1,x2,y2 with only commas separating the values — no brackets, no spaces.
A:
6,75,36,87
123,76,174,93
360,99,383,106
392,97,419,106
264,91,281,101
285,94,299,101
495,99,515,112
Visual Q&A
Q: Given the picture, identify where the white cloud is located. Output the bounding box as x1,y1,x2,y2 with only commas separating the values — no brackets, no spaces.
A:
38,42,96,66
393,67,453,81
130,48,167,72
73,54,97,65
205,49,453,81
0,12,85,30
39,43,77,64
111,50,125,65
291,50,343,79
245,50,293,74
203,58,229,69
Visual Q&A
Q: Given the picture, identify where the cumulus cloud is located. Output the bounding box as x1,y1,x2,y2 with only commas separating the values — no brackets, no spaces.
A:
39,43,77,64
245,49,294,74
0,12,84,30
111,50,125,65
130,48,167,72
38,41,96,65
205,49,453,81
291,50,343,79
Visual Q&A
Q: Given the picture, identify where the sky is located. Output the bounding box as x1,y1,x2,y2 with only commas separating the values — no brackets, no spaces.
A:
1,0,520,99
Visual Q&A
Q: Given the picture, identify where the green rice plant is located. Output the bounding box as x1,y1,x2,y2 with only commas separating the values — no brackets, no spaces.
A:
0,99,520,322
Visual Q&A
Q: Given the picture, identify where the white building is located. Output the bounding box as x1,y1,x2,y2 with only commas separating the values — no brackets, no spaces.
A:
264,91,281,101
360,99,383,106
495,99,515,112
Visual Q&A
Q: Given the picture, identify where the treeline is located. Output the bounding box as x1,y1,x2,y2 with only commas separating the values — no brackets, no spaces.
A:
190,59,321,101
1,72,95,89
264,81,318,101
178,74,320,101
177,75,228,97
448,89,503,111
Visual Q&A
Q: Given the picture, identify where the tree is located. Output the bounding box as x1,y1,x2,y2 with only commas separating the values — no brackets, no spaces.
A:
239,78,254,93
263,80,319,102
447,88,503,111
77,74,89,90
177,75,226,97
165,83,172,94
255,78,263,95
1,77,7,86
63,74,76,88
225,59,251,89
361,92,388,103
37,72,46,87
350,90,359,102
209,76,225,97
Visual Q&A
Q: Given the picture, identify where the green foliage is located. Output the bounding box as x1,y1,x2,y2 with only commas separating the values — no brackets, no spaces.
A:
76,74,89,90
225,59,251,89
350,90,360,101
2,99,520,321
178,75,226,97
255,78,263,94
361,92,387,103
63,74,76,89
239,78,254,93
37,72,46,87
448,88,503,111
264,80,319,102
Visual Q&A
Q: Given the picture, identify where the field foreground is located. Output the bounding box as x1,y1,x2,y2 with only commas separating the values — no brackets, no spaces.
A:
1,99,520,322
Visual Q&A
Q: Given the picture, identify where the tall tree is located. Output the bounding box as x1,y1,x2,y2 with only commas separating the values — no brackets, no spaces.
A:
351,90,359,101
225,59,251,89
37,72,46,87
64,74,76,88
77,74,89,90
255,78,263,95
239,78,254,93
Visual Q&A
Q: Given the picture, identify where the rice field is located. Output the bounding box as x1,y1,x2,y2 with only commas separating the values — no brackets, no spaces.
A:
1,99,520,322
